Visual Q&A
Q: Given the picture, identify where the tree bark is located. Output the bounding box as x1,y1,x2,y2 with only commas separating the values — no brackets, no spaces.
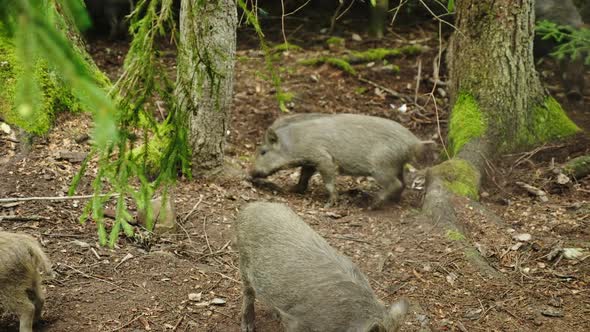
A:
447,0,578,158
175,0,237,173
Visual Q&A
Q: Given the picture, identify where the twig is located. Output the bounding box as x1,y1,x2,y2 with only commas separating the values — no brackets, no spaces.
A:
515,182,549,202
203,217,213,254
182,194,203,223
109,314,144,332
215,272,240,284
326,235,371,244
172,314,185,331
0,193,119,203
357,76,411,101
0,136,19,143
414,58,422,104
60,263,134,293
0,215,50,221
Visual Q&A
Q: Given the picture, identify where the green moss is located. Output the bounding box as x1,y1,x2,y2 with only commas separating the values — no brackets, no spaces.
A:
299,57,356,75
0,25,90,134
326,36,345,46
448,92,487,157
464,248,480,259
355,87,367,94
446,229,466,241
348,45,423,63
272,42,302,53
564,155,590,178
431,159,480,199
517,96,580,146
277,91,294,103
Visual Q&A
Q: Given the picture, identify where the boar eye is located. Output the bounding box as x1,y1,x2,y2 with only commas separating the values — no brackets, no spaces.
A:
260,149,267,156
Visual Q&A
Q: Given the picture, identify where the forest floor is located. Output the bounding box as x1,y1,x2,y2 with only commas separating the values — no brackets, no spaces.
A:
1,10,589,332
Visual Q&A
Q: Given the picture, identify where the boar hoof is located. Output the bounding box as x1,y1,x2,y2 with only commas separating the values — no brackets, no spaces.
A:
289,185,307,194
241,322,255,332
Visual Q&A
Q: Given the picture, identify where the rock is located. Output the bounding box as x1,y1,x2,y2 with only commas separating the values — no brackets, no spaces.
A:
210,298,226,306
188,292,202,301
541,307,564,317
513,233,532,242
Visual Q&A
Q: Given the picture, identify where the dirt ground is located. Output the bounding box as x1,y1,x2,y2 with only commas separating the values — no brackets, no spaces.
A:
1,8,589,332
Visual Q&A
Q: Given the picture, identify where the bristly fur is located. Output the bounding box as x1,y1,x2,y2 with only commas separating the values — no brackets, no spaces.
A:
0,232,52,332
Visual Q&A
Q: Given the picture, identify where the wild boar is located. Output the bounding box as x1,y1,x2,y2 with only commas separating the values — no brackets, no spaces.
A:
0,232,52,332
250,113,434,208
235,202,409,332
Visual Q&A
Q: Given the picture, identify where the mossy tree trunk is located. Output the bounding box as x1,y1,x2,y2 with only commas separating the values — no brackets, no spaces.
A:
0,5,108,136
439,0,579,190
175,0,237,173
422,0,580,278
369,0,389,39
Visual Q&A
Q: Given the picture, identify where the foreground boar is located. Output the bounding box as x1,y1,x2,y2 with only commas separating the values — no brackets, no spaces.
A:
236,202,409,332
250,113,434,208
0,232,52,332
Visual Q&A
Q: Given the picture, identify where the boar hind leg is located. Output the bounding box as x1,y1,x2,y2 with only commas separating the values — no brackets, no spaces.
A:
291,166,315,194
240,281,256,332
27,285,45,323
317,160,339,207
17,300,35,332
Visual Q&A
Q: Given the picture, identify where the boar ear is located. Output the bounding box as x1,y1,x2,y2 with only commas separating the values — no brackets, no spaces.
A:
384,298,409,331
266,129,279,144
276,308,300,330
365,322,385,332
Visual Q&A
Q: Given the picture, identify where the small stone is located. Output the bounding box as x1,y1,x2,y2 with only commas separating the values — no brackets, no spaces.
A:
541,307,564,317
210,298,226,306
188,292,202,301
71,240,90,248
351,33,362,41
513,233,532,242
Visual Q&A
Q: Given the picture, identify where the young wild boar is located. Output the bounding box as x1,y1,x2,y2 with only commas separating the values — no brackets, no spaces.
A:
249,113,434,208
0,232,52,332
236,202,409,332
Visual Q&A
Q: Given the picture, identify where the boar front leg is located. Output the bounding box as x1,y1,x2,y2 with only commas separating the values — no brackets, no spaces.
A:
291,166,315,194
240,280,256,332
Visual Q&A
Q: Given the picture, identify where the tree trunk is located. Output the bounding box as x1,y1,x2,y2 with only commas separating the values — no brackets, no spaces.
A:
422,0,580,278
447,0,579,162
175,0,237,173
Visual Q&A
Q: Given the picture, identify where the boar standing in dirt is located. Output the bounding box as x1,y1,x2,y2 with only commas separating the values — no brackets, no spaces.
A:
0,232,52,332
236,202,408,332
250,113,434,208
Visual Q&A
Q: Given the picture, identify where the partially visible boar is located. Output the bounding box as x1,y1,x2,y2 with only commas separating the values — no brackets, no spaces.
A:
0,232,52,332
236,202,409,332
250,113,435,208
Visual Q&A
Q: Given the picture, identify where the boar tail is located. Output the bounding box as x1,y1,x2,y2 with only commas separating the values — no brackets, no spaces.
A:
23,238,53,278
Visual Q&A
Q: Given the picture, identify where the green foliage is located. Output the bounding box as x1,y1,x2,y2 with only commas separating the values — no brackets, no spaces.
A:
74,0,187,245
536,20,590,65
430,159,480,200
448,92,487,157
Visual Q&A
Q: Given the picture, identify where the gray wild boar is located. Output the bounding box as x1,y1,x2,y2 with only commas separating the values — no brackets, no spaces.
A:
250,113,434,208
0,232,52,332
236,202,409,332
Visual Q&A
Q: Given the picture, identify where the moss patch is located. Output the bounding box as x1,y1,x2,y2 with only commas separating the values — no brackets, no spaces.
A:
448,92,487,157
430,159,480,200
517,96,580,146
129,125,173,175
564,155,590,178
0,25,84,134
299,57,356,75
348,45,423,63
326,37,345,46
446,229,466,241
272,42,302,53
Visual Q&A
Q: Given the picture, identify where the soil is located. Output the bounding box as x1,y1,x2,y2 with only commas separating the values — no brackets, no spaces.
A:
1,7,589,332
